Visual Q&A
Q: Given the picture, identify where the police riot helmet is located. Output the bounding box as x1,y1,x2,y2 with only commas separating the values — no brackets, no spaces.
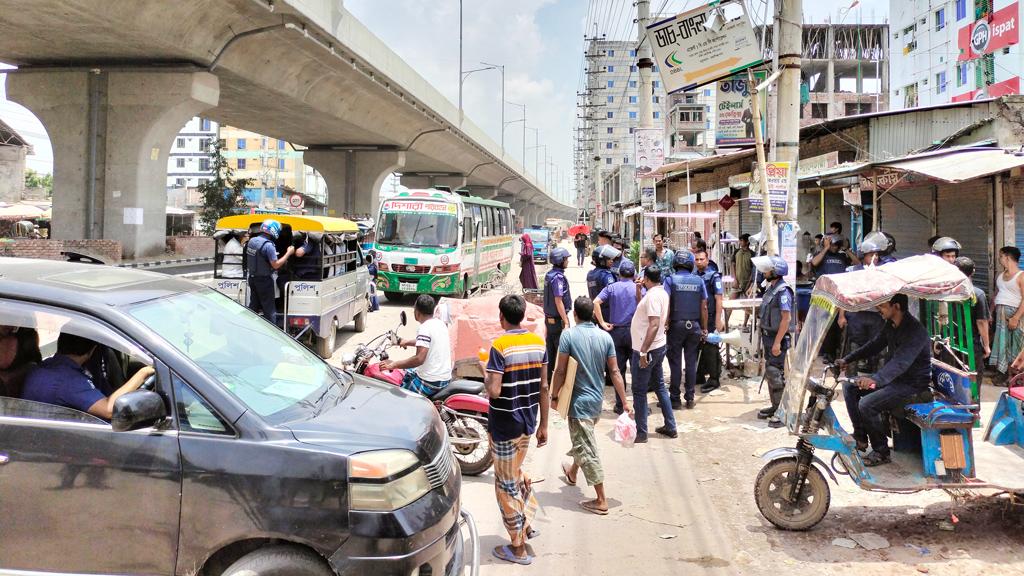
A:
597,244,621,261
260,219,282,239
673,249,695,271
859,231,894,256
550,247,571,267
752,255,788,279
931,236,961,255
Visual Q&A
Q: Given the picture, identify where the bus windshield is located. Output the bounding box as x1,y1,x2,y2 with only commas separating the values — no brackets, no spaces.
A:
377,211,459,247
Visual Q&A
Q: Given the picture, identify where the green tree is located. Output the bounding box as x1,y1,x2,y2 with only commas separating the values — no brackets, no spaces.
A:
198,139,251,234
24,169,53,196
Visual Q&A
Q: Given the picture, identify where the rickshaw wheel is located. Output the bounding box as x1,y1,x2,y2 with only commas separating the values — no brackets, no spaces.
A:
754,458,830,531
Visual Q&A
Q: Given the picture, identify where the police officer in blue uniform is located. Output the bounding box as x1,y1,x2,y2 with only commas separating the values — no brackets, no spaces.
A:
694,249,725,393
246,219,295,326
812,234,859,361
664,250,707,410
587,245,619,320
544,247,573,379
611,236,633,276
594,260,639,414
291,232,323,280
838,231,898,376
754,255,793,428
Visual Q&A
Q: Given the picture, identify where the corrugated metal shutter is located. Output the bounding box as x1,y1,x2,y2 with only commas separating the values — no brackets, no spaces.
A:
739,193,762,235
1011,178,1024,271
938,179,993,293
879,186,934,259
723,198,740,237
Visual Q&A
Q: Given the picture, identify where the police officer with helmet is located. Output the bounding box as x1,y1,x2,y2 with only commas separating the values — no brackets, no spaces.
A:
695,249,725,393
246,219,295,326
837,230,898,377
754,255,793,428
664,250,707,410
931,236,961,264
544,246,573,379
587,245,619,320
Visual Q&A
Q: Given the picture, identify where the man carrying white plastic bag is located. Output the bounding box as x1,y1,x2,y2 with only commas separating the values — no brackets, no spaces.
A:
551,296,633,515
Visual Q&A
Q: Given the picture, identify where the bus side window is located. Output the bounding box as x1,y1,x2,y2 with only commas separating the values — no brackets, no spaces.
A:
463,217,474,243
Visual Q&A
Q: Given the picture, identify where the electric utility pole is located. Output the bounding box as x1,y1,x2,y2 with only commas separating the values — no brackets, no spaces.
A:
774,0,803,223
637,0,654,242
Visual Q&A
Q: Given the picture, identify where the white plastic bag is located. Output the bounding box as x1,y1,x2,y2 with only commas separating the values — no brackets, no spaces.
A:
613,412,637,447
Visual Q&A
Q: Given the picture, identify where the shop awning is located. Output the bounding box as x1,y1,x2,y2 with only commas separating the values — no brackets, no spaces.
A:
874,148,1024,183
655,148,755,177
622,206,644,217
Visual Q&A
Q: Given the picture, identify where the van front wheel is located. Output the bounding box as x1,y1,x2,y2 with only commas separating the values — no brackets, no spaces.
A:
222,545,333,576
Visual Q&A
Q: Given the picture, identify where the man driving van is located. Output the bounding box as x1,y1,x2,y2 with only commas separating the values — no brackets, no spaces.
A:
21,333,155,420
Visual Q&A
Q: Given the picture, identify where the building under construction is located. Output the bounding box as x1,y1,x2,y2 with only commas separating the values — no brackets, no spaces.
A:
762,23,890,126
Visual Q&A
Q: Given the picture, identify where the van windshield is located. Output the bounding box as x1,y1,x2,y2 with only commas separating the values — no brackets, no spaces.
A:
527,229,549,244
128,290,344,424
377,211,459,248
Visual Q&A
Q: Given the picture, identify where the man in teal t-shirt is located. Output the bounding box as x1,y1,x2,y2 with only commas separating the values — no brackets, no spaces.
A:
550,296,632,515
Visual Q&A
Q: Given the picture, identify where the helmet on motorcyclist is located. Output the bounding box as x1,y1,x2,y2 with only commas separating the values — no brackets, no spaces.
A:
550,247,571,267
672,250,695,271
260,219,282,239
859,230,895,257
931,236,961,256
752,255,788,279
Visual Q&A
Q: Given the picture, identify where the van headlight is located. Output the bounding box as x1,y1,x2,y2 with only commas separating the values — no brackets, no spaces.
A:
349,449,431,511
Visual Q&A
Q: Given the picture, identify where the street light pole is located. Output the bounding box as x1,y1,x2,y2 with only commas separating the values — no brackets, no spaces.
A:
458,0,463,123
505,101,526,166
482,62,505,152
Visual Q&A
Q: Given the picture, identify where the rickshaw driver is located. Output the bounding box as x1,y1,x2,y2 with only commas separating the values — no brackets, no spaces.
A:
754,256,793,428
836,293,933,466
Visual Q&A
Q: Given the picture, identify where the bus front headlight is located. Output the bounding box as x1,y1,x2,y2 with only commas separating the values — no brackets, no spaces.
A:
349,449,431,511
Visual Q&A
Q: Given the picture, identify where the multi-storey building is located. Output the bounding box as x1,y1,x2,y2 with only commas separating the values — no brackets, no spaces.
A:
220,125,308,208
890,0,1018,109
166,116,217,189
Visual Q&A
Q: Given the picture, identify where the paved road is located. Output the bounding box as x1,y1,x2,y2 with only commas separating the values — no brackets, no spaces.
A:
325,241,1024,576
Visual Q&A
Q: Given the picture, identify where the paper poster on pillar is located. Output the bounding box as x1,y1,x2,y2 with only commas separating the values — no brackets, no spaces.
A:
778,221,798,288
124,207,144,226
748,162,790,215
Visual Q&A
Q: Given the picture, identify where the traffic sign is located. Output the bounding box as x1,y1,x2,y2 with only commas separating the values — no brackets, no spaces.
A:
288,194,304,209
718,195,735,211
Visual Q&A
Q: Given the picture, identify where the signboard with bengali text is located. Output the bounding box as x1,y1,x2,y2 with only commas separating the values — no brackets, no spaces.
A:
748,161,790,215
646,3,763,93
381,200,458,215
715,71,766,146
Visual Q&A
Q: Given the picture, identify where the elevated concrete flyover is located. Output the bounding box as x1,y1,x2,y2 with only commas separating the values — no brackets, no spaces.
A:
0,0,574,256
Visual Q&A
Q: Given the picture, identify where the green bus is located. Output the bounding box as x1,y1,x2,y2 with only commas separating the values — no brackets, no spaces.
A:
373,189,515,300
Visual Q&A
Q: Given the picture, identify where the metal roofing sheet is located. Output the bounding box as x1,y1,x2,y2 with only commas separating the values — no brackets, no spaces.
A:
875,148,1024,183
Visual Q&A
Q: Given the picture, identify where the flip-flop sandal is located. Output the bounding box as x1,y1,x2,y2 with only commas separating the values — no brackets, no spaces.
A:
527,527,540,539
493,545,533,565
561,462,577,486
579,499,609,515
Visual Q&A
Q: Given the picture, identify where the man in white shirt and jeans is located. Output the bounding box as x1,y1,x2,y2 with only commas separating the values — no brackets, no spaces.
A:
630,266,677,443
380,294,453,394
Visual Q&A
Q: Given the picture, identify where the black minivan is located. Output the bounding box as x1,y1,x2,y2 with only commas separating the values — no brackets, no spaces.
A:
0,258,478,575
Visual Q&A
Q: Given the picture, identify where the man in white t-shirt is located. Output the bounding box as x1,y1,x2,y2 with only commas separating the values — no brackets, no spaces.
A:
629,266,676,443
380,294,452,395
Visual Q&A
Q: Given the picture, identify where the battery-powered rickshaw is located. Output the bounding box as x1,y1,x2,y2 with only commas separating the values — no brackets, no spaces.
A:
210,214,369,358
754,255,1024,530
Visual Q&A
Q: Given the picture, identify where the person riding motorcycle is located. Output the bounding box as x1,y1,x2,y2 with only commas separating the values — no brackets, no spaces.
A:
754,255,793,428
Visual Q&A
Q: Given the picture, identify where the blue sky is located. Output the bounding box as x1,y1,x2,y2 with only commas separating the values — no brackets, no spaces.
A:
1,0,889,189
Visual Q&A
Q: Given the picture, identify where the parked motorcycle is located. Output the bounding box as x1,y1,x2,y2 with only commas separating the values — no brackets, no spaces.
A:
341,312,494,475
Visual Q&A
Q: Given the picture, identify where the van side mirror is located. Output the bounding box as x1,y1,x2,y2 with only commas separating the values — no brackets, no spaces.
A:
111,390,168,432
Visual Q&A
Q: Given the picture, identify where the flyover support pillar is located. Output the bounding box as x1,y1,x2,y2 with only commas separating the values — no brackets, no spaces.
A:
304,149,406,219
6,70,219,258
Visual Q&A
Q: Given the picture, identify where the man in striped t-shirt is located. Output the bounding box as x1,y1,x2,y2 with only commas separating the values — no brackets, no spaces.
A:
484,294,550,565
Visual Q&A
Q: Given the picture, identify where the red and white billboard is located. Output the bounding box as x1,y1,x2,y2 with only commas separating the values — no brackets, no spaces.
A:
958,3,1019,61
951,76,1020,102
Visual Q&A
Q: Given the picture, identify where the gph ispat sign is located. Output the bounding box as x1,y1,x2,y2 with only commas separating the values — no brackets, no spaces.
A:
959,3,1018,60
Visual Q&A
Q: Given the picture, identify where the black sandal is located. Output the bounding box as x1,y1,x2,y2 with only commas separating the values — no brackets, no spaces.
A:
863,451,891,467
